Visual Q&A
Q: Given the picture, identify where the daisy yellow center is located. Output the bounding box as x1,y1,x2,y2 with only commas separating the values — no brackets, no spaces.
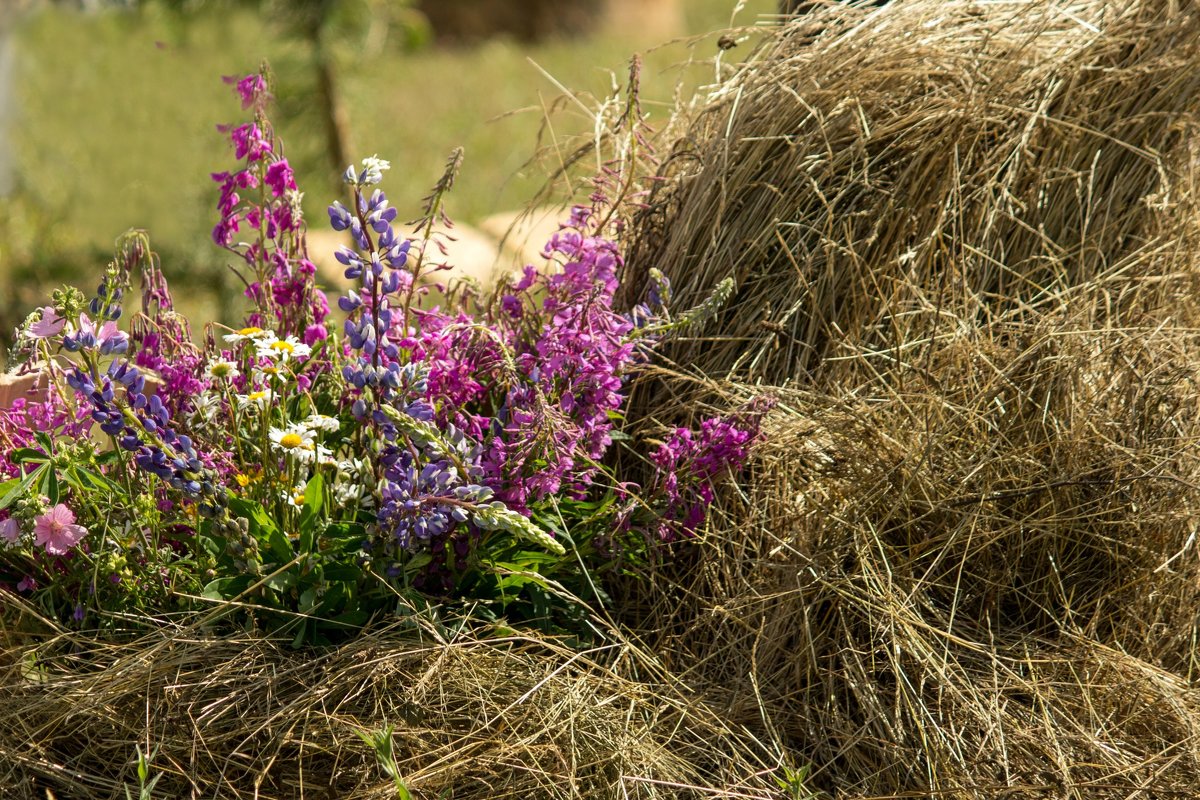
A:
211,362,233,377
248,390,269,402
237,326,262,336
270,341,295,354
292,493,305,506
280,432,304,449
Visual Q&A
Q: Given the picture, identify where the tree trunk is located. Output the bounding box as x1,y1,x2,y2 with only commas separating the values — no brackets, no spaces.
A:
313,39,352,181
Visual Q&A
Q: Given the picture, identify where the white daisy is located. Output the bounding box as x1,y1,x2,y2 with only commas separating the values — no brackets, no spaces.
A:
302,413,340,433
204,359,241,382
252,363,293,383
269,425,317,462
189,392,221,424
223,326,272,344
237,388,273,410
315,444,337,467
255,334,312,363
283,481,307,508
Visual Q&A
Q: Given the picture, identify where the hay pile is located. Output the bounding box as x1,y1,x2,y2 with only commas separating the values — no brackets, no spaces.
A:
619,0,1200,797
8,0,1200,797
0,608,778,799
625,0,1200,386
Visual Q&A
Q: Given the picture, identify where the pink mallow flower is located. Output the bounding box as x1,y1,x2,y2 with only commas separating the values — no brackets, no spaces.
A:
33,504,87,555
0,516,19,545
28,307,65,339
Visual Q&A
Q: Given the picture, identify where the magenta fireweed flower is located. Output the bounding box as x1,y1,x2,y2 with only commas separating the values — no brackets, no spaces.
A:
264,159,296,197
33,504,87,555
224,72,269,109
0,396,91,478
229,123,271,162
213,74,328,345
649,402,773,541
480,206,637,508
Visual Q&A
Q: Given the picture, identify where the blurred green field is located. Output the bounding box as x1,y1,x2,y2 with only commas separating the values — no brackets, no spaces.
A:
0,0,774,348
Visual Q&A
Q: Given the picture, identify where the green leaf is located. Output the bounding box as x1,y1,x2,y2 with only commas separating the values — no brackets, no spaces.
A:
228,497,278,536
268,526,293,564
265,569,296,592
10,448,49,464
298,473,324,552
1,469,41,510
64,465,123,496
34,431,54,454
38,466,59,505
202,575,252,601
0,478,23,509
404,552,432,574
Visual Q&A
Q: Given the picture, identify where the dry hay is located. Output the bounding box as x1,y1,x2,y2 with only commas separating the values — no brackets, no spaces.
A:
0,609,779,799
627,293,1200,796
613,0,1200,796
623,0,1200,387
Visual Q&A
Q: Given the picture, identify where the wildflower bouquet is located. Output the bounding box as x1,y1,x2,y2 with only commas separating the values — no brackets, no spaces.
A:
0,69,767,643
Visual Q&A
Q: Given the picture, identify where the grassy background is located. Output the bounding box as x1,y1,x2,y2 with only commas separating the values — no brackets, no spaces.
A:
0,0,774,347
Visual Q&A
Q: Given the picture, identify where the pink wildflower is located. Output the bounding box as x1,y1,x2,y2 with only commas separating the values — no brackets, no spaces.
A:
0,516,18,544
28,307,65,339
33,504,87,555
225,73,269,109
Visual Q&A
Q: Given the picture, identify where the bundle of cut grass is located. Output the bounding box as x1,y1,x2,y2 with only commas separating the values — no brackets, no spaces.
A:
624,0,1200,387
0,607,779,799
613,1,1200,796
629,289,1200,796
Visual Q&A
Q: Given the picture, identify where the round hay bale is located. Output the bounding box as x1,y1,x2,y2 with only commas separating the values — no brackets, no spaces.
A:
623,0,1200,387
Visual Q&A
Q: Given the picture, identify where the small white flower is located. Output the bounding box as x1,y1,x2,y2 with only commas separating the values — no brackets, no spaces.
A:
269,425,317,462
189,392,221,424
315,444,336,467
283,481,307,508
359,155,390,185
223,326,272,344
204,359,241,382
255,334,311,363
237,388,273,410
303,413,340,433
252,363,294,383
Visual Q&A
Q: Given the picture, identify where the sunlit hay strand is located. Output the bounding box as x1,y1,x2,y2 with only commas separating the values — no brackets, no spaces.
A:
622,0,1200,389
0,608,780,800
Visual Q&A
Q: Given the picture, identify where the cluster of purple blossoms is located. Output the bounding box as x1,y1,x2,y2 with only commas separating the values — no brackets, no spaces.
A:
331,165,498,559
0,395,90,479
66,344,216,505
482,205,637,509
212,71,328,346
648,402,773,540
